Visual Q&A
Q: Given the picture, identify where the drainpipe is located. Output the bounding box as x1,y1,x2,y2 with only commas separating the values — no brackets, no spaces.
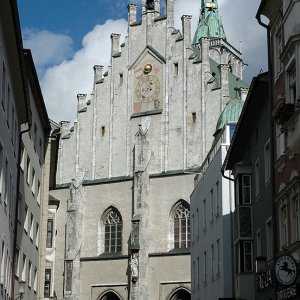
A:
221,167,235,299
256,10,278,261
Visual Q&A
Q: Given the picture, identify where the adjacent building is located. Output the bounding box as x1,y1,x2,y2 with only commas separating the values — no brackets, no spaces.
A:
47,0,248,299
256,0,300,298
14,49,50,300
191,123,238,300
223,72,274,300
0,1,29,299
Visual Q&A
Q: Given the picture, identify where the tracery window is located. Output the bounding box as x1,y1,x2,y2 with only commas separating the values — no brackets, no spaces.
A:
174,202,190,249
103,208,122,253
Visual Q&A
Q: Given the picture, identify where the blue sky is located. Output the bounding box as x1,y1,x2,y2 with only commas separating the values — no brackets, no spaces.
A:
17,0,267,121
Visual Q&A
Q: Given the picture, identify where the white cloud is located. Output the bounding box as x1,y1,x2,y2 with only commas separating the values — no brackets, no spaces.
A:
23,29,74,76
32,0,266,122
40,19,127,121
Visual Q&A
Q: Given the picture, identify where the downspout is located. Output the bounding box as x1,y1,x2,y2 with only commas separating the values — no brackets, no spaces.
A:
256,10,278,260
221,166,235,298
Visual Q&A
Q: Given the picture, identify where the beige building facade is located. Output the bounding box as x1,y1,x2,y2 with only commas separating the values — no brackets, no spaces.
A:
47,0,248,299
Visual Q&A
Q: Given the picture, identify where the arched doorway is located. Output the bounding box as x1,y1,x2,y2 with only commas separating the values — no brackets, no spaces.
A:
169,288,191,300
99,291,121,300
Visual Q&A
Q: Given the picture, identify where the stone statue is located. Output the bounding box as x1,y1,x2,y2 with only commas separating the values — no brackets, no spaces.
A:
146,0,154,10
130,253,139,281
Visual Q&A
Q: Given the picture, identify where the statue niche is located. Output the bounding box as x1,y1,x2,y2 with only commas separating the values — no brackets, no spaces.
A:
146,0,154,10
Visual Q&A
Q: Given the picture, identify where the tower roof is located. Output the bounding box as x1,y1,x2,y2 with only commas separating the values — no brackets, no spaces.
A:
193,0,226,45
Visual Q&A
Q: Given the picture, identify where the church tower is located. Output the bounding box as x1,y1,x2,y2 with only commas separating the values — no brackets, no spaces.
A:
47,1,248,299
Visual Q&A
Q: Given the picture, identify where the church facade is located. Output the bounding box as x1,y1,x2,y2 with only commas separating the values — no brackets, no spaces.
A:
47,0,248,299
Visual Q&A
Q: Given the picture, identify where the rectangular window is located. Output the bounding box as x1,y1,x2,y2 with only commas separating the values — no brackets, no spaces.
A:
0,144,3,201
216,181,219,217
34,267,38,291
15,249,20,278
174,62,178,75
204,251,207,282
239,174,251,204
46,219,54,248
44,269,51,297
37,180,41,204
33,123,37,150
192,261,195,291
243,241,253,272
192,112,196,123
211,243,215,277
30,214,34,240
274,27,282,75
31,168,36,194
255,159,260,197
119,73,123,85
288,64,296,105
293,195,300,242
276,124,285,159
0,242,5,283
217,239,220,274
210,189,214,222
256,229,261,256
197,208,199,237
264,141,271,183
203,199,206,230
266,218,273,261
36,223,39,248
4,159,8,207
101,126,105,137
21,254,26,281
20,143,25,170
280,204,288,247
197,256,200,287
1,64,6,110
65,260,73,292
26,156,30,184
39,138,43,163
24,205,28,233
28,261,32,288
6,84,10,127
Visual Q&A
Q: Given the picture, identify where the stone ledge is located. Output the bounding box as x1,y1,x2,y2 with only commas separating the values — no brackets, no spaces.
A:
80,254,129,261
131,109,162,118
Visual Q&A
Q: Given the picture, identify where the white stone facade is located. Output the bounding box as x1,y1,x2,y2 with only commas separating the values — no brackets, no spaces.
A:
49,1,248,299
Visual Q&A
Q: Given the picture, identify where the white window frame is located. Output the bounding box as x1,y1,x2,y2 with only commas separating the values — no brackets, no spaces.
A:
264,140,271,184
266,217,273,261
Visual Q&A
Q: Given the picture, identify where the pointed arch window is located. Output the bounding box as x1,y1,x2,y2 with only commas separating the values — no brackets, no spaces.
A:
103,208,122,253
174,202,190,249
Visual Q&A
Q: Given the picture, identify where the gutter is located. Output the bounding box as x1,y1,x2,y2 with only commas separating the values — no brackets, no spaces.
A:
256,8,278,261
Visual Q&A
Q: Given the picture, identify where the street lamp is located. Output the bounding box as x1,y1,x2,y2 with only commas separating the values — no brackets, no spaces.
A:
255,256,267,274
15,281,26,299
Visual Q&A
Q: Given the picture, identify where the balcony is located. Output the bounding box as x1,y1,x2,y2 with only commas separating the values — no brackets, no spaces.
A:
287,102,300,154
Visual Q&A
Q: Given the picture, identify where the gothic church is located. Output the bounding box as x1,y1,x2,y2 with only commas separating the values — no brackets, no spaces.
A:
48,0,248,299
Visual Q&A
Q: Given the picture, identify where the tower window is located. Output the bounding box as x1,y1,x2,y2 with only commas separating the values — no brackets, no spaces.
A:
173,201,190,249
192,112,197,123
103,208,122,253
174,63,178,75
119,73,123,85
101,126,105,136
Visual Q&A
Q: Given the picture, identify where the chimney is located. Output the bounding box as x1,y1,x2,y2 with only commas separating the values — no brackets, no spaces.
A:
166,0,174,27
181,15,192,46
77,94,87,113
93,65,103,83
128,4,138,25
110,33,121,57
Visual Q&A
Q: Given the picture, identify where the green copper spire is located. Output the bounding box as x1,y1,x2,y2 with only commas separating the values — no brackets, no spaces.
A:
215,88,244,134
193,0,226,45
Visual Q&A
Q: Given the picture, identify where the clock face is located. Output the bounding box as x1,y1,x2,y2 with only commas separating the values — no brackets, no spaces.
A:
275,255,297,286
135,75,160,103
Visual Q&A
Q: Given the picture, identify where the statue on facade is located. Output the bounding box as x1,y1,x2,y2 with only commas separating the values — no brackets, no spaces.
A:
146,0,154,10
130,252,139,282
